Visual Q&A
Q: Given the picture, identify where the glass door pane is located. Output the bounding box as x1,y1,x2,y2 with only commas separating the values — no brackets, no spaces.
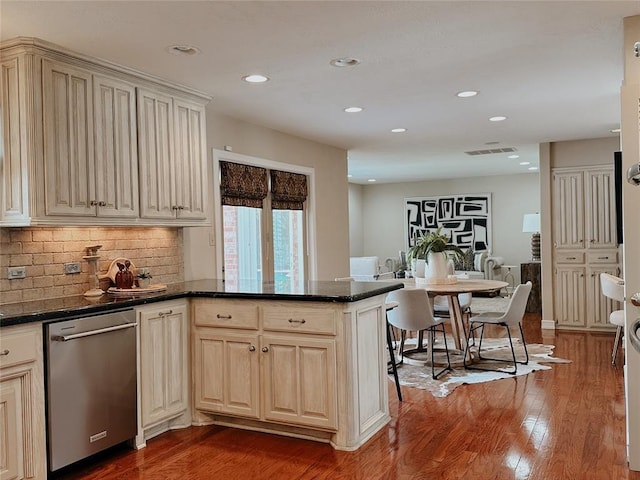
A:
223,205,262,289
272,209,304,291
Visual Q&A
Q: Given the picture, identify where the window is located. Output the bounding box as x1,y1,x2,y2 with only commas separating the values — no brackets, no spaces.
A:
216,155,310,290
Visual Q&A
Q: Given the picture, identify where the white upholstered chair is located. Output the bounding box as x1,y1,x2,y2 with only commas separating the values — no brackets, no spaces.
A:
386,288,451,379
463,281,532,375
600,272,625,366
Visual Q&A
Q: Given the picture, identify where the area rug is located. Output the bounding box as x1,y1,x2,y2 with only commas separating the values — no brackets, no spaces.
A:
391,337,571,398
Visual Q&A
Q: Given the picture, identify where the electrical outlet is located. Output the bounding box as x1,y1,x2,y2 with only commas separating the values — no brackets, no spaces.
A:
64,262,81,274
7,266,26,279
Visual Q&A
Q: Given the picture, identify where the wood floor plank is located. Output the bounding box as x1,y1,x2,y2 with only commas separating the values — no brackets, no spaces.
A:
53,314,640,480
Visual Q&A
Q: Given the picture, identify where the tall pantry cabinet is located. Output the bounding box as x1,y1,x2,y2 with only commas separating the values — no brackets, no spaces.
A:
552,165,621,329
0,37,211,227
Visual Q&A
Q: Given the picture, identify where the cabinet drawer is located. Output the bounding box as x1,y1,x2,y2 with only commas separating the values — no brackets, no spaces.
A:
193,300,259,329
0,330,37,369
588,251,618,264
555,252,584,264
263,307,336,335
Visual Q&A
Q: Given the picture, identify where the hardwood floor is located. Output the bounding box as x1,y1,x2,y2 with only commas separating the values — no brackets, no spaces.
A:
53,314,640,480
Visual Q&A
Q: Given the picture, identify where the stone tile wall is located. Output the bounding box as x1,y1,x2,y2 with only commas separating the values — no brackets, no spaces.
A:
0,227,183,304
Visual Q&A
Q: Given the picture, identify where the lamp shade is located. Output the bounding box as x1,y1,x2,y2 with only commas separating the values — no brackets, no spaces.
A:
522,213,540,233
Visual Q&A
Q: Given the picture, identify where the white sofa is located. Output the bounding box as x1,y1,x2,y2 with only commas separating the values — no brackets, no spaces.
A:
450,250,504,281
349,256,395,281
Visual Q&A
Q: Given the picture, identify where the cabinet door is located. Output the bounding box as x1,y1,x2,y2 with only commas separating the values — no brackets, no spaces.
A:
93,75,139,218
584,169,616,249
139,304,188,427
553,171,584,249
554,266,586,327
1,57,29,224
0,377,22,480
194,330,260,419
262,335,337,430
173,98,207,220
587,265,621,329
42,58,95,216
137,88,175,219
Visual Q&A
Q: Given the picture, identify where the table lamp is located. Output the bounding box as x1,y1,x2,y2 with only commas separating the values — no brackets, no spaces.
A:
522,213,541,261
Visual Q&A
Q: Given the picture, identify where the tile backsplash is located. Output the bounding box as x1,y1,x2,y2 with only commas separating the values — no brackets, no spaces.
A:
0,227,184,304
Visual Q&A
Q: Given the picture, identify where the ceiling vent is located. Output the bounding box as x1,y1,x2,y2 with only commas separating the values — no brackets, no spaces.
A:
465,147,518,156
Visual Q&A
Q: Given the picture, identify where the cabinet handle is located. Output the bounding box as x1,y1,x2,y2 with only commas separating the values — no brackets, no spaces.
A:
98,201,106,207
262,346,269,353
178,206,185,210
159,310,173,317
216,314,232,319
0,349,9,356
288,318,306,324
90,200,98,206
249,345,256,352
172,205,179,210
598,257,609,260
567,257,576,260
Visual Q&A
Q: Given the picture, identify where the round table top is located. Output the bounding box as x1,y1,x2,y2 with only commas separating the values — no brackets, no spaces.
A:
404,278,508,295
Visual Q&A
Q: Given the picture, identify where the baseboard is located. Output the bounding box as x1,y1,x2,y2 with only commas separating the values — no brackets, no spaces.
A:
541,319,556,330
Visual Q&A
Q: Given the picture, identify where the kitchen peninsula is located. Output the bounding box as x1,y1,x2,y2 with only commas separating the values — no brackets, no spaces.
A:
0,279,403,478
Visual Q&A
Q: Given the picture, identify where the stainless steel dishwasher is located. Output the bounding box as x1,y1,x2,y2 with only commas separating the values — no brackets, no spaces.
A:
45,308,137,472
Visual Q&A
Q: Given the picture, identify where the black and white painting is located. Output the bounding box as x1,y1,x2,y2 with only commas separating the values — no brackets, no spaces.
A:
405,194,491,251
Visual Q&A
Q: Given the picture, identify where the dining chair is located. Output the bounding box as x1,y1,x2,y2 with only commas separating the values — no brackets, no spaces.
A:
463,281,532,375
600,272,625,366
386,288,451,380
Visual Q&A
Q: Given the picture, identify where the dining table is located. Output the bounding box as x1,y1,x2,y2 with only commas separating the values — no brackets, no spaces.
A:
404,277,509,361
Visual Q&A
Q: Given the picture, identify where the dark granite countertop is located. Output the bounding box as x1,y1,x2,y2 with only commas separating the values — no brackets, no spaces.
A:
0,279,404,327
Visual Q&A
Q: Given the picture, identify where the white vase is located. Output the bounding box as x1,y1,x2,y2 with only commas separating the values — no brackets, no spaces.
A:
425,251,448,283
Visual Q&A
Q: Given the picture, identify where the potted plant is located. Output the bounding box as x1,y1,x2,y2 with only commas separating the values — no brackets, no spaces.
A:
136,270,153,288
407,227,464,284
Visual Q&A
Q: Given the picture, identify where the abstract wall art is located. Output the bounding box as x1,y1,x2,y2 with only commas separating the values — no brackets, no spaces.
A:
405,194,492,251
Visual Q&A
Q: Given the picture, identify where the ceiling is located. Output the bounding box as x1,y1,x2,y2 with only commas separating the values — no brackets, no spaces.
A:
2,1,638,184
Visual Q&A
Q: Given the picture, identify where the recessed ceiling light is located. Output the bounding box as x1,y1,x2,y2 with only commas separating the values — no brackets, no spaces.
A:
610,128,621,133
528,166,539,171
508,154,520,159
391,128,407,133
520,161,531,166
330,57,360,67
242,74,269,83
367,178,376,182
166,45,201,56
489,116,507,122
456,90,478,98
347,174,353,178
344,106,363,113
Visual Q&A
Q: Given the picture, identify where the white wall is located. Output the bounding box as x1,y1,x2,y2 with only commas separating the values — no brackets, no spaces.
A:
348,183,364,257
184,110,350,281
351,173,540,268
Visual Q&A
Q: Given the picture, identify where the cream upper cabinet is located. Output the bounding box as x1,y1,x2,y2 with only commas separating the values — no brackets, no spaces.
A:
553,170,585,249
0,324,47,480
93,75,139,218
138,88,175,219
173,98,207,220
552,165,620,330
42,58,96,216
0,56,30,225
138,91,207,221
0,37,211,226
138,301,189,430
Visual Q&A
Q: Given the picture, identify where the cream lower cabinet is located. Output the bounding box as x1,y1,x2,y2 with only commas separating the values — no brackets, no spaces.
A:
0,325,47,480
137,300,189,445
192,296,387,450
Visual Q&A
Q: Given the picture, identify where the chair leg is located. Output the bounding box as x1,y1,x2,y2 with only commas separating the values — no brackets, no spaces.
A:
464,322,527,375
429,323,451,380
386,320,402,401
612,325,623,366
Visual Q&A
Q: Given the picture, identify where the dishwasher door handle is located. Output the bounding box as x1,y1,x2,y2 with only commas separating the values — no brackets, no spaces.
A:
51,322,137,342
